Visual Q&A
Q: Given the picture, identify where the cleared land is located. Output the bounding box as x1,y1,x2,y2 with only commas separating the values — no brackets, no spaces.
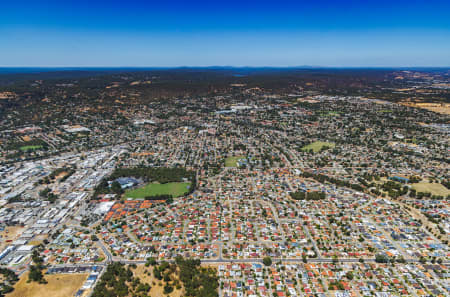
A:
225,156,244,167
0,226,24,251
19,145,43,152
27,234,48,246
400,102,450,115
8,272,88,297
412,181,450,196
301,141,335,153
125,182,191,199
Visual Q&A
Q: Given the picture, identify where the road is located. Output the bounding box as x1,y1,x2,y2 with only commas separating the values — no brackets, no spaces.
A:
49,256,449,268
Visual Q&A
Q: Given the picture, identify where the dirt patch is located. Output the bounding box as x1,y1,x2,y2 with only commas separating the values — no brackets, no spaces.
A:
7,272,88,297
28,235,48,247
400,102,450,115
55,171,68,180
132,265,184,297
412,181,450,196
0,226,25,250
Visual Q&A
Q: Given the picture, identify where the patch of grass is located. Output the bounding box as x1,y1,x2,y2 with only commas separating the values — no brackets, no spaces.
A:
19,145,43,152
320,111,340,116
125,182,191,199
225,156,244,167
301,141,335,153
8,139,47,151
412,182,450,196
8,272,88,297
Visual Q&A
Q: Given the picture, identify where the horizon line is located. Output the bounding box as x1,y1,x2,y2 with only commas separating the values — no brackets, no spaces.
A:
1,65,450,69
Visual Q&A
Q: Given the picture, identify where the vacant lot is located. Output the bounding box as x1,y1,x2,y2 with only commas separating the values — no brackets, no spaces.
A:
27,235,47,247
412,181,450,196
225,156,244,167
8,272,88,297
0,226,24,250
133,265,184,297
301,141,335,153
125,182,191,199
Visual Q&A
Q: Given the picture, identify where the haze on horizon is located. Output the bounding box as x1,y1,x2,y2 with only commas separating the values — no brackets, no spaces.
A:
1,0,450,67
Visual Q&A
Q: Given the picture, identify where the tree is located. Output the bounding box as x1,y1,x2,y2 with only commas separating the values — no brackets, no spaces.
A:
111,181,124,195
263,257,272,266
332,255,338,264
302,254,307,263
39,188,51,198
163,284,174,294
375,254,389,263
145,257,157,266
28,265,46,283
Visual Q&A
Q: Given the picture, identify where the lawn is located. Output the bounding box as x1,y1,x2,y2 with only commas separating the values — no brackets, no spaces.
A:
225,156,244,167
301,141,335,153
8,272,88,297
19,145,43,152
412,181,450,196
125,182,191,199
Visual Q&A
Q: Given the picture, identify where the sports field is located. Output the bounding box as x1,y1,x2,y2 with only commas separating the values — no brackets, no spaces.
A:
19,145,43,151
225,156,244,167
8,272,88,297
412,181,450,196
125,182,191,199
301,141,335,153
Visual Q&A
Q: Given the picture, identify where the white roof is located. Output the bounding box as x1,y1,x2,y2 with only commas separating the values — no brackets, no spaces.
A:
17,245,34,252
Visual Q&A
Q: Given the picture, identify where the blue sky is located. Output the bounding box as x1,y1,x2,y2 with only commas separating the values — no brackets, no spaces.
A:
1,0,450,67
